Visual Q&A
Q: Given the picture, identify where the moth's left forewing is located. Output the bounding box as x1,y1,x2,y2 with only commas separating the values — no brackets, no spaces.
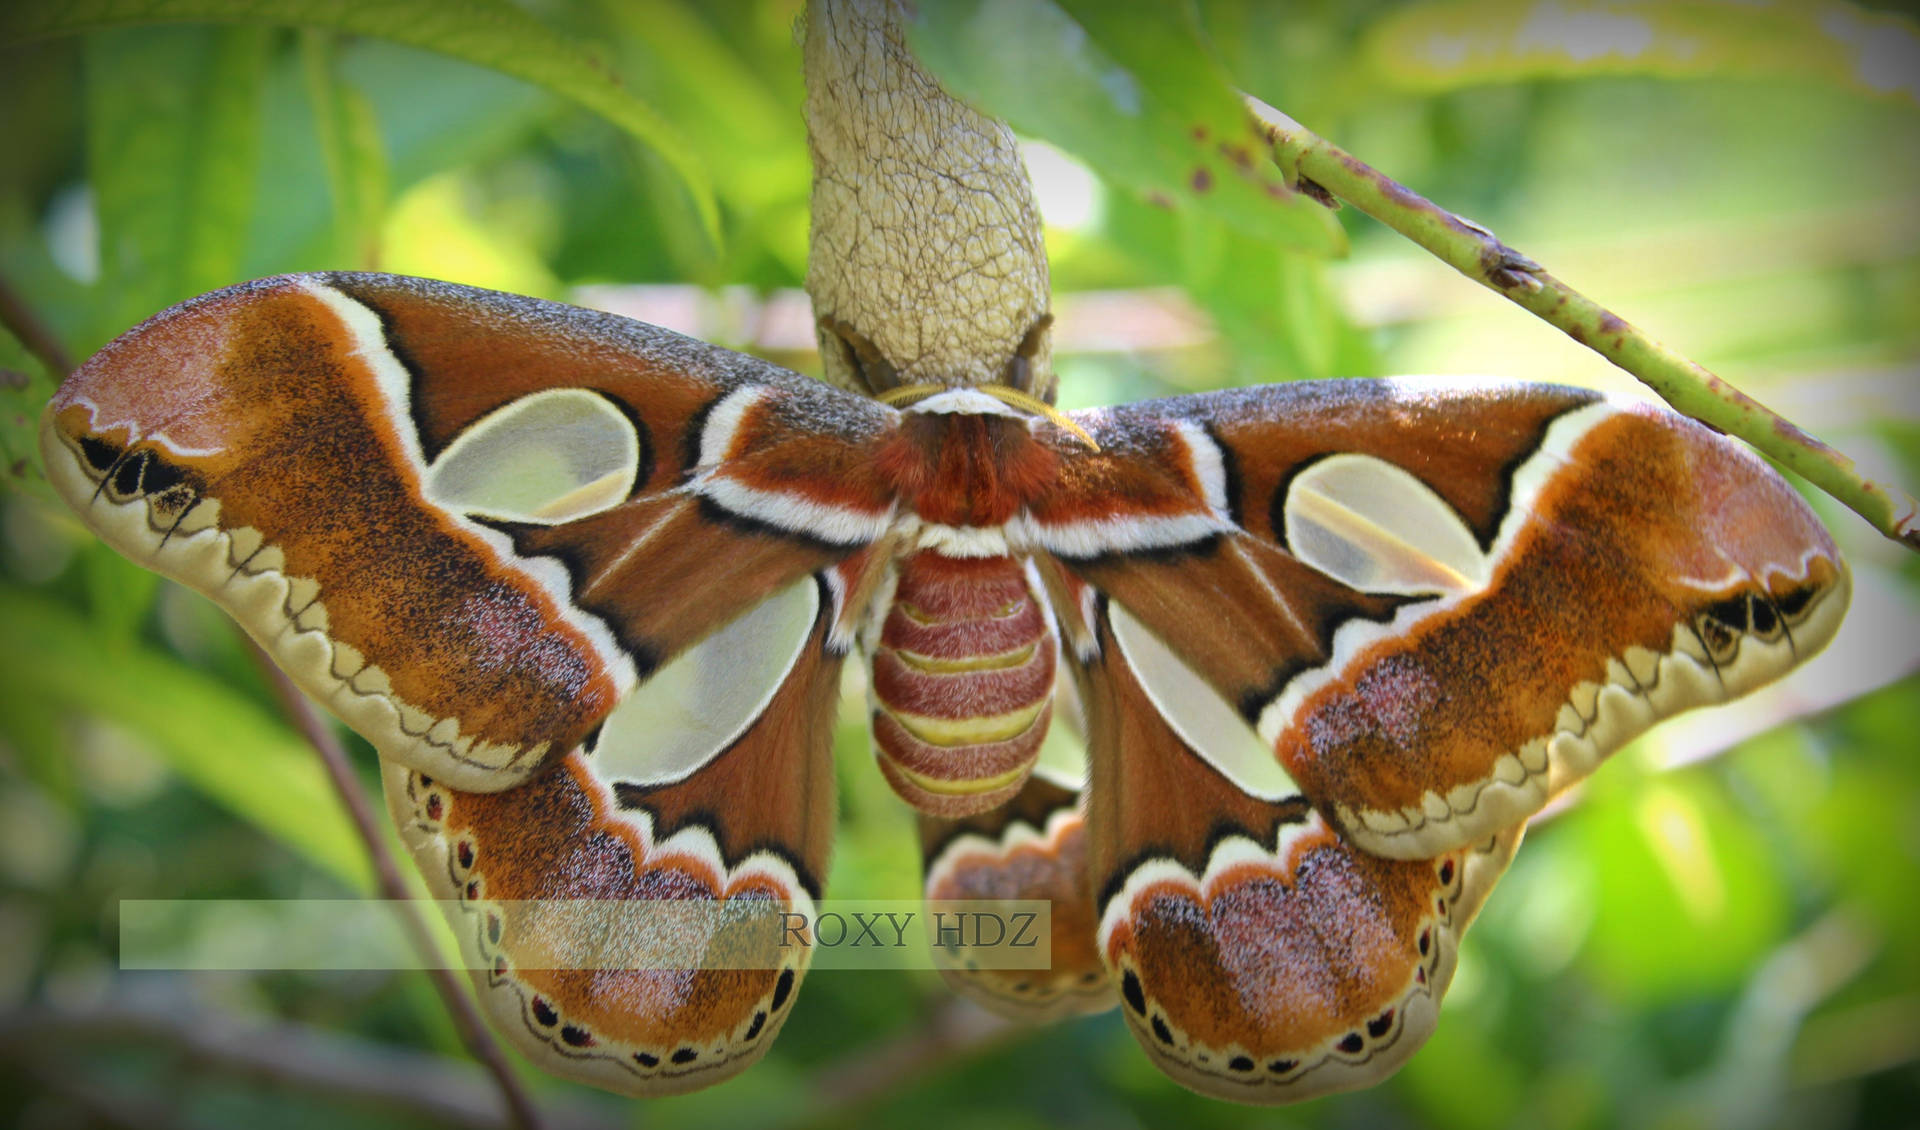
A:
42,272,898,792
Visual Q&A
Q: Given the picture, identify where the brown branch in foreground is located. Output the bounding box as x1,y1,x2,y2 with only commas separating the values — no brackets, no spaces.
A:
0,270,76,378
0,1000,621,1130
802,996,1022,1124
1247,98,1920,554
0,243,548,1128
247,644,547,1130
11,1049,189,1130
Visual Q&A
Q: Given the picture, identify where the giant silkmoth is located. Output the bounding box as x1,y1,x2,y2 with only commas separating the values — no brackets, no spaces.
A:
31,0,1859,1106
42,268,1846,1101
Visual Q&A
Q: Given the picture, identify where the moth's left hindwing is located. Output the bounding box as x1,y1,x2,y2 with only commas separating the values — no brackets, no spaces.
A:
385,572,851,1096
40,273,897,792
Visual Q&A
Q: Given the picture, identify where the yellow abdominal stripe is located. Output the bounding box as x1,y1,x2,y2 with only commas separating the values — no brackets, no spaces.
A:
894,641,1038,673
892,700,1046,747
887,758,1034,797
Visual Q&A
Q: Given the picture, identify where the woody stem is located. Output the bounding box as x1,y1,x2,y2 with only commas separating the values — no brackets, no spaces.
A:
1249,97,1919,554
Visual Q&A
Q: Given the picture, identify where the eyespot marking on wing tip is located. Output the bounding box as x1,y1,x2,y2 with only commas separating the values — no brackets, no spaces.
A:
1338,566,1847,859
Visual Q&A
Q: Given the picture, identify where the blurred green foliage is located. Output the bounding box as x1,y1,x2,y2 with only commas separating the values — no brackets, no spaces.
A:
0,1,1916,1128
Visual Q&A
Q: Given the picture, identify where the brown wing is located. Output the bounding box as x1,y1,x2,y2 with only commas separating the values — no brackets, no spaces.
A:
1034,380,1847,858
383,574,849,1097
1069,597,1519,1102
42,272,898,791
918,769,1115,1021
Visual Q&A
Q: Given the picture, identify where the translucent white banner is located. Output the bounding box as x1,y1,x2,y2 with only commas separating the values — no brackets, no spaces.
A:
119,899,1053,971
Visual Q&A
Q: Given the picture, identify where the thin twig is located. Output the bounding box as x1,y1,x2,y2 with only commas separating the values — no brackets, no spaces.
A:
1247,97,1920,554
247,643,547,1130
0,1000,621,1130
12,1050,191,1130
0,270,76,378
803,995,1021,1124
0,210,548,1130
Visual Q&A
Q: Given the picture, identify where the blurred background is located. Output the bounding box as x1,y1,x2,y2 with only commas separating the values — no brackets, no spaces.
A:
1,1,1917,1128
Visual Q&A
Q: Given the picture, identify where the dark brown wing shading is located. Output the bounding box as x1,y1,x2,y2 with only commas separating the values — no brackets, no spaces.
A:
43,273,898,791
1042,381,1846,859
1071,601,1518,1102
383,577,846,1097
918,772,1114,1021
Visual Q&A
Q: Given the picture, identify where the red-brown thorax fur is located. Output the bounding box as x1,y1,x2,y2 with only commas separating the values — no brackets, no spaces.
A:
875,412,1060,527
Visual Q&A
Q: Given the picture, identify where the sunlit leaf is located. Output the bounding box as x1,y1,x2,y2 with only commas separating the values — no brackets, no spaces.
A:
0,585,371,889
906,0,1345,255
1573,773,1790,1003
239,38,559,277
381,170,561,298
1363,0,1920,107
0,334,57,497
83,25,270,341
0,0,721,246
300,30,389,270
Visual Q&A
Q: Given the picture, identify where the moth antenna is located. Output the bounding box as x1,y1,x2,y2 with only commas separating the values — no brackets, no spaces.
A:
875,383,1099,452
983,386,1099,453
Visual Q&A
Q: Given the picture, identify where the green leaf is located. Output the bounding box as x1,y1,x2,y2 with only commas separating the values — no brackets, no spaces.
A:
300,30,390,271
79,541,160,646
239,38,560,278
1195,0,1378,127
0,333,57,496
83,24,271,340
0,658,79,804
0,585,372,889
600,0,812,281
1572,773,1789,1003
603,0,807,215
0,0,721,248
1093,187,1374,385
1362,0,1920,106
905,0,1345,255
1396,1003,1528,1130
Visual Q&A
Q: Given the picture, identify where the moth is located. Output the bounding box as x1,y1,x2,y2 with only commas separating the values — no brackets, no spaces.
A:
42,271,1847,1102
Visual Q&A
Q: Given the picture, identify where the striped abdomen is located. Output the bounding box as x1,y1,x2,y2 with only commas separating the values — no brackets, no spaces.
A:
870,551,1055,817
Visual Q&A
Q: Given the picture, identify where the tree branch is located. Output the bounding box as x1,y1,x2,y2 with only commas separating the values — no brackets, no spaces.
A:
1247,98,1920,554
247,644,547,1130
0,1000,620,1130
802,996,1020,1124
0,270,75,378
9,1048,190,1130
